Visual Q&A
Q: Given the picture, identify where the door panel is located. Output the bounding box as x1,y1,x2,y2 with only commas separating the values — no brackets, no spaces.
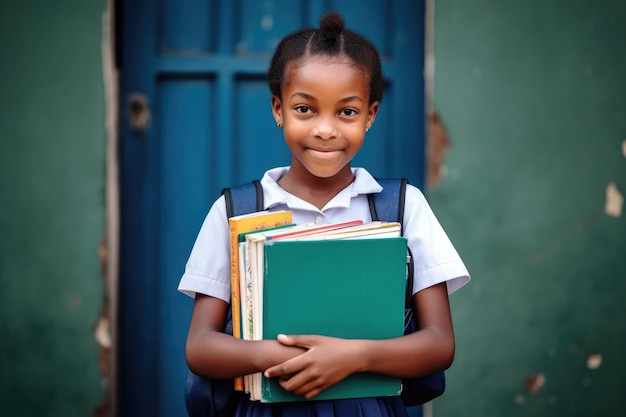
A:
119,1,425,416
158,79,216,415
235,75,293,180
238,0,307,52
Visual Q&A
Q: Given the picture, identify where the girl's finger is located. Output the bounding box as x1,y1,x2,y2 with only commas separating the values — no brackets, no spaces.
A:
264,356,305,378
279,377,323,399
277,334,317,348
276,334,302,346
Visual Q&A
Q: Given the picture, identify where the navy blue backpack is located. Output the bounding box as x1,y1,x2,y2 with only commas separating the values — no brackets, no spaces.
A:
184,179,445,417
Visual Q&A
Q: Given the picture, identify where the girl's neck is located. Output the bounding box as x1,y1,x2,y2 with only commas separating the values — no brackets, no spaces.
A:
278,164,355,210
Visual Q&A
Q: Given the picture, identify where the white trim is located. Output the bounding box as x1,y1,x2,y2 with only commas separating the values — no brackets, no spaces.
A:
102,0,119,414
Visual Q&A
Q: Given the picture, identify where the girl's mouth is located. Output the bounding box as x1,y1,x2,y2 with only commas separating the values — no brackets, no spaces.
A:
307,149,342,160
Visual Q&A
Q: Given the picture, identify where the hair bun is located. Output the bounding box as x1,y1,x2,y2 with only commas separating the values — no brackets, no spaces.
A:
319,10,344,40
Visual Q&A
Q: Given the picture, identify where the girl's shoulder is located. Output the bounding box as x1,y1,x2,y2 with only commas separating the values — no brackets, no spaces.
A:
403,182,431,213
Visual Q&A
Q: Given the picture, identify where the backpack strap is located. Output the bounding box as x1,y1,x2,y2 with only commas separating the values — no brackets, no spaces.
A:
367,178,414,333
367,178,408,230
219,180,263,335
221,180,264,218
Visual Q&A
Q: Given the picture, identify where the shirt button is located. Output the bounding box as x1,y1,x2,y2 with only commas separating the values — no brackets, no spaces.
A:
315,216,324,224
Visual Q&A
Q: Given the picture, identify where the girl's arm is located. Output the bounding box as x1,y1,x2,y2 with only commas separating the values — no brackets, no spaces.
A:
264,282,454,399
185,294,306,378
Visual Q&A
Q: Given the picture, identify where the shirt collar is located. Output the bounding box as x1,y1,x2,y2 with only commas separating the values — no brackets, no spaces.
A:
260,167,383,210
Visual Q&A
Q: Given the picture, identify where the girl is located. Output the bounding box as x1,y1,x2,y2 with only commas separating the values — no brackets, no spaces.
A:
179,10,470,417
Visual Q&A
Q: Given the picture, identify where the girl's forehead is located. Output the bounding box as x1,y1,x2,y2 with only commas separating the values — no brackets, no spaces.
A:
305,53,353,65
289,53,357,72
283,54,369,88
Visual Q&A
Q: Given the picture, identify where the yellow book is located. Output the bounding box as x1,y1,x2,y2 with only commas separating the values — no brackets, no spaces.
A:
228,210,292,390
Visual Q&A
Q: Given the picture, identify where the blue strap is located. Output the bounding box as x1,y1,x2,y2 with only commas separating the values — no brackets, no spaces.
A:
366,178,414,333
220,181,264,334
368,178,408,228
221,180,264,218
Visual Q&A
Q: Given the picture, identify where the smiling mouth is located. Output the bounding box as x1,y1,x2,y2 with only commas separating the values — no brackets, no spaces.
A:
308,149,342,159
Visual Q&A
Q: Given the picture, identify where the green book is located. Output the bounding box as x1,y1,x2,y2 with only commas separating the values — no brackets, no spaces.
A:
250,236,407,403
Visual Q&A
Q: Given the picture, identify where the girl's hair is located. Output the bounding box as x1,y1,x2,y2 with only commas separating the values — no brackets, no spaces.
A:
268,10,384,104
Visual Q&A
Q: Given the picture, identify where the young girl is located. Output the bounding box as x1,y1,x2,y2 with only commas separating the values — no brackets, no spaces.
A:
179,10,469,417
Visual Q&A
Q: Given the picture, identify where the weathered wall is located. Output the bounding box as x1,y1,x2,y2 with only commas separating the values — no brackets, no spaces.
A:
430,1,626,416
0,0,107,416
1,1,625,416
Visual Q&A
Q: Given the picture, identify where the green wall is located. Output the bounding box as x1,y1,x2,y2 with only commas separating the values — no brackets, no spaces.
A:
0,0,107,416
431,1,626,416
1,0,625,416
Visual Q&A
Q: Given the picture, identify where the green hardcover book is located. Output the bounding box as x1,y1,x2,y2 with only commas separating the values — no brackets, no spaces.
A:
255,237,407,403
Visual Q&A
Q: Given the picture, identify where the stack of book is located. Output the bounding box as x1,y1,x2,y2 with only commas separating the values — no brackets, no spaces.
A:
228,211,408,403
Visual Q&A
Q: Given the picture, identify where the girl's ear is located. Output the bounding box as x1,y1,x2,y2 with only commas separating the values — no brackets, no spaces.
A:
271,95,283,126
366,101,380,131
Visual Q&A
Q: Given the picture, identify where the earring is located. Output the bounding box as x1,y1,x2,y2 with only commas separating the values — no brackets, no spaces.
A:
277,122,282,128
365,127,369,133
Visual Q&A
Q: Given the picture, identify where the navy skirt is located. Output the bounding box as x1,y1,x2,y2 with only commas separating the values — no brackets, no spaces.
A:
233,397,410,417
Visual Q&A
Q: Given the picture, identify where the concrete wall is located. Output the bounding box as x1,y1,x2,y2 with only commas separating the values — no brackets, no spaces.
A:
0,1,107,416
430,1,626,416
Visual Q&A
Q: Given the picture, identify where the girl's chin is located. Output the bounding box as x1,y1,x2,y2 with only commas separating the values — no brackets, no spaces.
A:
301,163,351,180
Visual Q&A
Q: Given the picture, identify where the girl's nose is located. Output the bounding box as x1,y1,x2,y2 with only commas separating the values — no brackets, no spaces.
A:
313,116,338,140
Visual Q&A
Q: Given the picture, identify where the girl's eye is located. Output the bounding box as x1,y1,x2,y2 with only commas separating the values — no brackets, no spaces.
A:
295,105,312,114
339,109,357,117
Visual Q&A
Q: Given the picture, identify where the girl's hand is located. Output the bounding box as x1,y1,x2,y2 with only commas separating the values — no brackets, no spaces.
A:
264,334,363,399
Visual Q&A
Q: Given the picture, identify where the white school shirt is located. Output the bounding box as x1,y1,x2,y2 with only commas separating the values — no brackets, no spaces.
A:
178,167,470,302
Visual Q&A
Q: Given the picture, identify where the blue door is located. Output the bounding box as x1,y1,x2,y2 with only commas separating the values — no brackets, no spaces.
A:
118,1,425,416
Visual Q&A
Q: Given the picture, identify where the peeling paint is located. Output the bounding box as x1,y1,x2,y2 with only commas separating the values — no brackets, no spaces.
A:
94,317,112,348
524,373,545,394
70,296,83,308
426,108,450,188
587,353,603,369
605,181,623,217
95,237,112,416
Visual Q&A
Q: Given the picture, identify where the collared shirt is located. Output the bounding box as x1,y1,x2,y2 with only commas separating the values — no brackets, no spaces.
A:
178,167,469,302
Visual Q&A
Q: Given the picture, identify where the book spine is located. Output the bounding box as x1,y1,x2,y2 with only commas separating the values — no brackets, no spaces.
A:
227,211,294,393
228,222,245,391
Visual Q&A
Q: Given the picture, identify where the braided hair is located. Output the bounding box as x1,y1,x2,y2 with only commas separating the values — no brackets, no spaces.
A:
268,10,384,105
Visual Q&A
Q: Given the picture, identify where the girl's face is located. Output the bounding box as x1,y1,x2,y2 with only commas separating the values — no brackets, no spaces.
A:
271,56,379,180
